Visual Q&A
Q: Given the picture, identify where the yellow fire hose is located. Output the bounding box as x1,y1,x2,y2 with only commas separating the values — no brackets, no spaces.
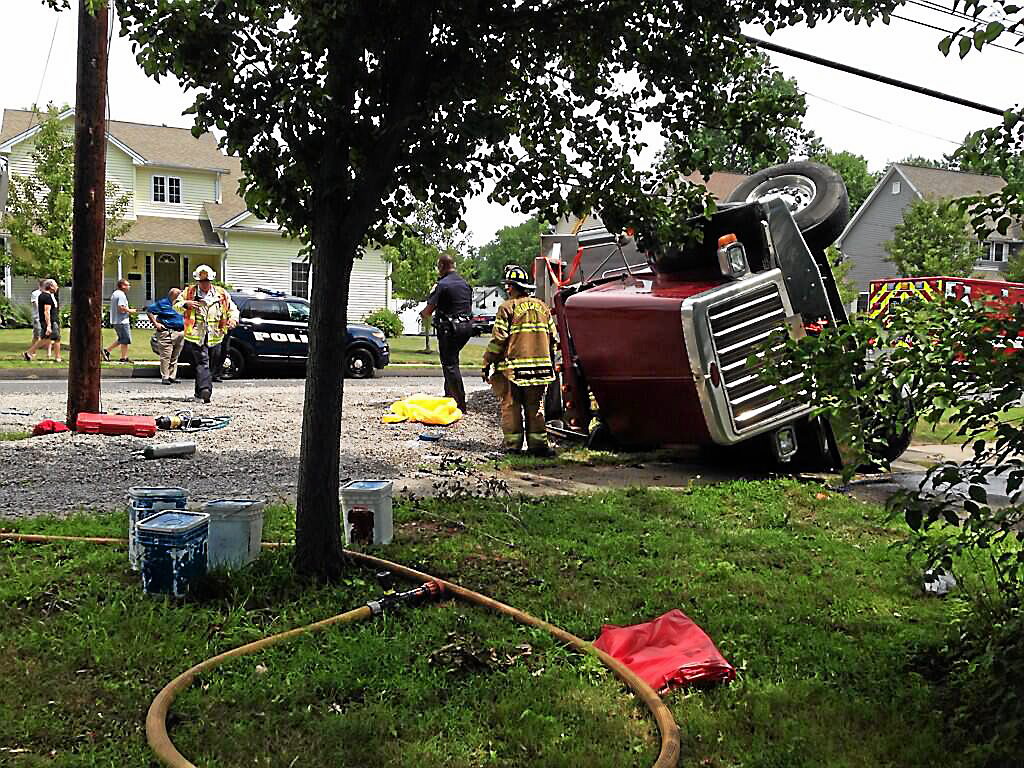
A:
0,533,680,768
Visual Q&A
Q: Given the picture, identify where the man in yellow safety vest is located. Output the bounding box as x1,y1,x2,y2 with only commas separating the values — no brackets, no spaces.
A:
481,264,557,455
174,265,239,404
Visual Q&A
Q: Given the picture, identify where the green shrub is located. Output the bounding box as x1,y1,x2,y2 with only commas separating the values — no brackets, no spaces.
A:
363,307,403,338
941,601,1024,767
0,297,33,329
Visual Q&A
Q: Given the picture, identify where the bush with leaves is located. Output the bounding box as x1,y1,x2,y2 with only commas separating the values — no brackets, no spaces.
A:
362,308,403,338
0,297,33,329
785,297,1024,593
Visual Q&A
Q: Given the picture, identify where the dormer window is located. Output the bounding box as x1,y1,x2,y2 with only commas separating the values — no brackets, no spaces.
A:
152,175,182,204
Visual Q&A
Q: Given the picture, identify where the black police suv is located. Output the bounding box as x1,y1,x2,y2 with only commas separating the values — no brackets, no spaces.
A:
223,289,390,379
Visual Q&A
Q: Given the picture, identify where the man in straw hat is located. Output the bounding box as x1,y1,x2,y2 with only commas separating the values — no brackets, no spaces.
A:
174,265,239,403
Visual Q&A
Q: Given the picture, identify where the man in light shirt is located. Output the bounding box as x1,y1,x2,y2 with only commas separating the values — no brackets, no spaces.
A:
29,278,52,359
103,279,137,363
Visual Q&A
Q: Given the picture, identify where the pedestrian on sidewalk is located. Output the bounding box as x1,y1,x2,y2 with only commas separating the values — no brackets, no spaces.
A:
481,264,556,456
175,265,238,404
23,279,61,362
103,279,137,363
29,278,53,360
420,253,473,412
146,287,185,385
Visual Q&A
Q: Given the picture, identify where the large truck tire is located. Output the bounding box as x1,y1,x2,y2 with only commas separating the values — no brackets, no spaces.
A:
726,161,850,255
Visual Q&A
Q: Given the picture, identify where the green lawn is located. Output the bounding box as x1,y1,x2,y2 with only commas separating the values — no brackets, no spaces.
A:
0,327,158,367
912,406,1024,444
388,334,485,367
0,480,981,767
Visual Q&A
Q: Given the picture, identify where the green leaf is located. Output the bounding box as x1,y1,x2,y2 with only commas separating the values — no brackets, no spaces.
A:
968,484,988,504
960,36,974,57
938,35,954,56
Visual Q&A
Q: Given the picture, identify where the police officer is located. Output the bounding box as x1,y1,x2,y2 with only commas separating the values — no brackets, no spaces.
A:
421,254,473,412
481,265,557,455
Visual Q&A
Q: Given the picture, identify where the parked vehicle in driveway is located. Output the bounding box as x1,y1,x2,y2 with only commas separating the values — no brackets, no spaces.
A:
223,289,390,379
471,310,497,335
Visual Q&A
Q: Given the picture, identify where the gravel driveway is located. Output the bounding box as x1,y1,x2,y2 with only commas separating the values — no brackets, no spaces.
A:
0,376,499,517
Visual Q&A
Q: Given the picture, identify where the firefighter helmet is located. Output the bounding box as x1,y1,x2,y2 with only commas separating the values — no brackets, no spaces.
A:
503,264,533,291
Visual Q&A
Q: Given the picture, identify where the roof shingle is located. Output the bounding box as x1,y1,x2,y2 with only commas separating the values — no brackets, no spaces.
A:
115,216,224,250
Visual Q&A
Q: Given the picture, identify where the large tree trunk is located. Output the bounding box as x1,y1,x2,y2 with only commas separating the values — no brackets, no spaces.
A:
294,133,354,581
67,0,108,427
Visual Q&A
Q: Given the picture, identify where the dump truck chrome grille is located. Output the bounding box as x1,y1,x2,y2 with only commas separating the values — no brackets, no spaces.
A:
706,282,803,433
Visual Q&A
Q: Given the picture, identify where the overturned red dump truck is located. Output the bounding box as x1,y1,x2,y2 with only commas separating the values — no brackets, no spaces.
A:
541,162,912,467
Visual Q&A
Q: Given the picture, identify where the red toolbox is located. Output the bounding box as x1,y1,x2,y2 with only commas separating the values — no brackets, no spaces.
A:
76,412,157,438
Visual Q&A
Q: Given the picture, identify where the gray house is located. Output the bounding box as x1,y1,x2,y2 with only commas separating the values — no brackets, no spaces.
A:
837,163,1022,298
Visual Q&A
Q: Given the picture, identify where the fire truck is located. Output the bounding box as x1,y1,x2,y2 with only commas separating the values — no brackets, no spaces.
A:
868,276,1024,318
538,161,913,468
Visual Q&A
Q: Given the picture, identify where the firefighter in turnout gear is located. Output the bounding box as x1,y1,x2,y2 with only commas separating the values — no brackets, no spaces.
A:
481,265,557,455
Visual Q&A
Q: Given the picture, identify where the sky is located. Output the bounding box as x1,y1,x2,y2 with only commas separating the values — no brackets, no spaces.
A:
1,1,1019,246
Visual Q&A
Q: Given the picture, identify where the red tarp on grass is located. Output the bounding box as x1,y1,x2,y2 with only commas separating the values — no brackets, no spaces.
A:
593,609,736,693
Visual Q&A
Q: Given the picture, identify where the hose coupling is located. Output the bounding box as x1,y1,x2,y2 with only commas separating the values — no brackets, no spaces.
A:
367,580,444,615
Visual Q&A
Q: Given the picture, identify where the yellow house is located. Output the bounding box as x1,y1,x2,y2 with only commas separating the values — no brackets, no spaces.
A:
0,108,391,321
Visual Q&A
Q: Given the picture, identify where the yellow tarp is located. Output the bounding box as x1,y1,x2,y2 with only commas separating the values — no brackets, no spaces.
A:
382,394,463,425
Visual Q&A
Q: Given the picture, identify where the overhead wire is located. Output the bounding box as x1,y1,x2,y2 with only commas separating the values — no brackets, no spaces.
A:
30,15,61,127
889,10,1024,55
743,34,1008,115
800,89,966,146
906,0,1024,38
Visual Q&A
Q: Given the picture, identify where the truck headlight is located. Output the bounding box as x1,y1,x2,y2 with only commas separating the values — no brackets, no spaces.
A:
371,330,385,340
772,426,798,463
718,242,750,279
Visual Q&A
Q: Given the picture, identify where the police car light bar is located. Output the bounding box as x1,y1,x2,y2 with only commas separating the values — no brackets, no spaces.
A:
255,287,287,297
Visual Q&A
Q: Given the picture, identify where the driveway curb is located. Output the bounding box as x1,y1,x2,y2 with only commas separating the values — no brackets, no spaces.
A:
0,363,444,381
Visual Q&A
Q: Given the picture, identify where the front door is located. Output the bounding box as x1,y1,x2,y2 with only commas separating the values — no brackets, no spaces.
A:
154,253,181,299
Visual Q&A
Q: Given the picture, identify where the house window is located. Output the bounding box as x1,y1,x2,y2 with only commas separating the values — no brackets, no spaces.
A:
892,181,901,194
291,262,311,299
168,177,182,204
152,175,166,202
985,241,1009,262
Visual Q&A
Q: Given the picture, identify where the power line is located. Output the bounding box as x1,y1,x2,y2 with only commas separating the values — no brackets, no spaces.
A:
907,0,1024,38
743,34,1007,116
31,16,61,126
890,11,1024,55
800,89,965,146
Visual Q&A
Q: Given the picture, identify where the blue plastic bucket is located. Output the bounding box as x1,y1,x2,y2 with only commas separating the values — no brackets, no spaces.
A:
137,510,209,597
127,487,188,572
202,499,266,570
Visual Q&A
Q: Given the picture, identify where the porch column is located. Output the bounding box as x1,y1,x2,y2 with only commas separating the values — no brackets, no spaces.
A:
116,251,122,279
2,236,11,299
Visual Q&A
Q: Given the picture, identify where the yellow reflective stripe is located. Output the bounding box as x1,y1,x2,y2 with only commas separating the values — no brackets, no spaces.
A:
485,341,504,357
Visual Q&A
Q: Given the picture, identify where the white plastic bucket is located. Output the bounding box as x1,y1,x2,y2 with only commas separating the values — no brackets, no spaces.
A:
202,499,266,569
341,480,393,546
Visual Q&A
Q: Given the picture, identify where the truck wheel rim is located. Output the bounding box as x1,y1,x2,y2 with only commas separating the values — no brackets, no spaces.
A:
744,174,817,215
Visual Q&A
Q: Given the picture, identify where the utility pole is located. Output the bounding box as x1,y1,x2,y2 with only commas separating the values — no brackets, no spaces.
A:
67,0,109,427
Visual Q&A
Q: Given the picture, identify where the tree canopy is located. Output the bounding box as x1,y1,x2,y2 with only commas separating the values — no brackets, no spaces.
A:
115,0,902,578
884,198,981,277
655,52,818,177
0,106,130,284
472,217,546,286
810,149,878,215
